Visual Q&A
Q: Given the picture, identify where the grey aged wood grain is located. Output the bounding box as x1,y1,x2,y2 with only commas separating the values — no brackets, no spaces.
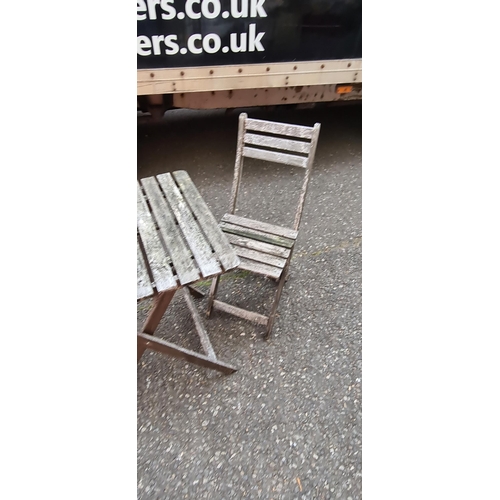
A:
207,113,321,339
220,221,295,248
137,240,154,300
212,300,269,326
225,233,291,259
243,146,308,168
141,176,200,285
245,117,314,139
156,173,222,278
293,122,321,230
138,171,241,374
172,170,240,271
229,113,247,214
237,256,283,280
244,132,311,154
222,213,298,239
232,245,287,269
137,183,177,292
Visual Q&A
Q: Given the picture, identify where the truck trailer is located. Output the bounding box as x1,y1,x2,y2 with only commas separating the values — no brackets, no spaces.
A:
137,0,361,117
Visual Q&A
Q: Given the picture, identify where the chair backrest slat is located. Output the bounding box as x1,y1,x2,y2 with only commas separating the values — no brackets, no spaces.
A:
229,113,321,231
243,146,308,168
244,132,312,155
245,117,314,139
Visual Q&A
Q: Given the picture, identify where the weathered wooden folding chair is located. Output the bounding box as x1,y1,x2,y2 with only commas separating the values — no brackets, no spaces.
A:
207,113,321,338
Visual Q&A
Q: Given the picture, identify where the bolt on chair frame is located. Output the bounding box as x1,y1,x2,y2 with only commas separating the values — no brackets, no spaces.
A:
207,113,321,338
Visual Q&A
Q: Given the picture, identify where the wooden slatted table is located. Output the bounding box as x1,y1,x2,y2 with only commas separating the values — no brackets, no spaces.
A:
137,170,240,374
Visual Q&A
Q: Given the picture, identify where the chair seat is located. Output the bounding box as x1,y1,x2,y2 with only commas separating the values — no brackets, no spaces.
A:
219,213,297,280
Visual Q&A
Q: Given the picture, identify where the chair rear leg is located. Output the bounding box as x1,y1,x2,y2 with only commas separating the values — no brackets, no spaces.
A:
265,265,290,339
206,276,221,317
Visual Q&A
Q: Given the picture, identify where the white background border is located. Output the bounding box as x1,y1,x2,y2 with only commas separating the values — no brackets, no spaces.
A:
2,1,499,498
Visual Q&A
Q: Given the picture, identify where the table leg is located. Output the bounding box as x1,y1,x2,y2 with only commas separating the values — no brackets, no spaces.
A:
138,289,176,361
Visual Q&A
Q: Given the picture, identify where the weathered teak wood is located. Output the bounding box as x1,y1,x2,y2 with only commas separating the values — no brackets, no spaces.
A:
225,233,291,259
245,117,314,139
182,287,216,360
172,170,240,271
142,290,177,335
219,222,295,249
207,113,321,339
243,146,308,168
137,184,177,294
141,176,200,286
244,133,312,154
137,240,154,300
156,172,222,278
221,214,298,240
138,289,177,361
237,257,283,280
232,246,287,270
212,300,269,326
137,171,240,374
138,333,236,375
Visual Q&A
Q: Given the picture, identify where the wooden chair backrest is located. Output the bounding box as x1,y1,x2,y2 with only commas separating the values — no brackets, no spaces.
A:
229,113,321,231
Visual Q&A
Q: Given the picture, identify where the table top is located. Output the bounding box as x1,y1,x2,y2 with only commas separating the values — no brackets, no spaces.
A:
137,170,240,300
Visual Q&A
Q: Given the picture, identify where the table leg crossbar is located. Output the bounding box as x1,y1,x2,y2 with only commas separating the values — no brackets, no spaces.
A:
138,289,237,375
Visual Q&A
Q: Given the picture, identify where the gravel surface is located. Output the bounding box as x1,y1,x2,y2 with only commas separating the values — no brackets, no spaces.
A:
137,104,362,499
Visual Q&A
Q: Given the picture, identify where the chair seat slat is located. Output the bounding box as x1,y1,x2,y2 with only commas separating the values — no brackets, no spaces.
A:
237,257,283,280
225,233,291,259
220,222,295,249
222,213,298,240
234,246,288,269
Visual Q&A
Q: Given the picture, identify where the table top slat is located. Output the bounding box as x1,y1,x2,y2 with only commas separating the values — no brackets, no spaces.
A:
137,183,177,293
141,177,201,285
156,173,222,278
172,170,240,272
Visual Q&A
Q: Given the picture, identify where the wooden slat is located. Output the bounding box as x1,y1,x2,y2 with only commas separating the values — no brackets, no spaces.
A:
222,213,298,240
244,132,311,154
220,222,295,249
137,184,177,292
172,170,240,271
234,246,288,269
243,146,307,168
141,177,200,286
237,256,283,280
245,117,314,139
212,300,269,326
156,173,222,278
137,240,154,300
225,233,291,259
138,333,237,374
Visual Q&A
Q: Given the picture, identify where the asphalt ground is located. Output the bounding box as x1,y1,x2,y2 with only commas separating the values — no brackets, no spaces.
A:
137,104,362,499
